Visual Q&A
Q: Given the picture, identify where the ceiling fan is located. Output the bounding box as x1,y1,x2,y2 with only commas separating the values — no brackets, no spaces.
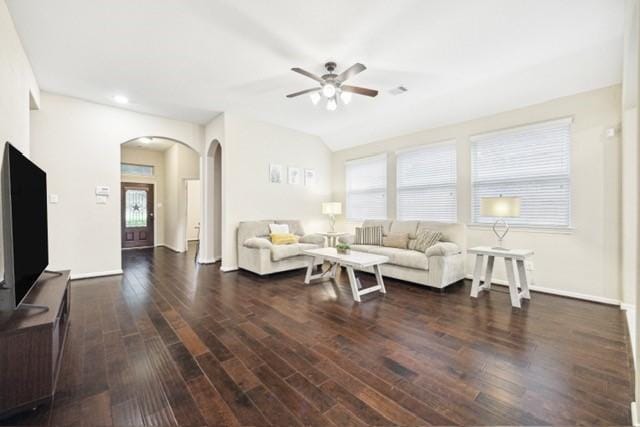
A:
286,62,378,111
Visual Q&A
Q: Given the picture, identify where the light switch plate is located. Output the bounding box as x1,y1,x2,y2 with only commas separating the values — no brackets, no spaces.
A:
96,195,108,204
95,186,110,196
49,194,59,204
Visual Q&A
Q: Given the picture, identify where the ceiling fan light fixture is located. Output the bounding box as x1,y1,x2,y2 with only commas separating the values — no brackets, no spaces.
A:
309,92,321,105
322,83,336,98
326,98,337,111
340,91,352,105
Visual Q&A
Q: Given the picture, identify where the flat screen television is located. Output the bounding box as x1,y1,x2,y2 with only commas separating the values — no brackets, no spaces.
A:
1,142,49,309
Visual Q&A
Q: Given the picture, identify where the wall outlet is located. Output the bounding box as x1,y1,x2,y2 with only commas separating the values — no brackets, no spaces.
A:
525,261,534,271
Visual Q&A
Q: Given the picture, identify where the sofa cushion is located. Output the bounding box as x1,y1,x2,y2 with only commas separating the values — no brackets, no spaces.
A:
362,220,393,235
425,241,461,257
414,229,442,252
299,234,325,245
244,237,273,249
355,226,383,245
276,220,305,236
389,221,419,239
351,245,429,271
382,233,409,249
239,220,274,240
271,233,299,245
270,242,319,261
269,223,290,234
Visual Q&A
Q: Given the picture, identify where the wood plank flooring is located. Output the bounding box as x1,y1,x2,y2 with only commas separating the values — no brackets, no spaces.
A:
3,244,634,426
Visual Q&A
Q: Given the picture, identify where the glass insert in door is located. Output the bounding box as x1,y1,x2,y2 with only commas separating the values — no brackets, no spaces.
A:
125,189,148,227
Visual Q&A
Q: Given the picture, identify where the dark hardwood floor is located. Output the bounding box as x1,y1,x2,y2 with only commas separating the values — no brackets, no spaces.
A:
4,243,634,426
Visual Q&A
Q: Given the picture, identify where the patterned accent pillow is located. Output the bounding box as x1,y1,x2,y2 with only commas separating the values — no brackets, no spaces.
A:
354,226,383,246
382,233,409,249
414,229,442,252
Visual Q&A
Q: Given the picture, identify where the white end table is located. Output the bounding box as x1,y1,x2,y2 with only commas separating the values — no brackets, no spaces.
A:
302,247,388,302
319,232,347,248
468,246,534,308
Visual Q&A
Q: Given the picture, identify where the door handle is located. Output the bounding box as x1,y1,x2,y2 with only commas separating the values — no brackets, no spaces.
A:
149,213,154,217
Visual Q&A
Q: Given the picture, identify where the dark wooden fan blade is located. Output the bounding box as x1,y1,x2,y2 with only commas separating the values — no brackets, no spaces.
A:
286,87,321,98
341,85,378,97
336,63,366,83
291,67,324,83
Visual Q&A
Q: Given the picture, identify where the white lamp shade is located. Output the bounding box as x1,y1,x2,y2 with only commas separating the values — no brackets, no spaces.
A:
481,196,521,217
322,202,342,215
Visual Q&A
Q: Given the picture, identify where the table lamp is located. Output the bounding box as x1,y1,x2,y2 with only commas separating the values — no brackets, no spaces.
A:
322,202,342,233
480,196,521,250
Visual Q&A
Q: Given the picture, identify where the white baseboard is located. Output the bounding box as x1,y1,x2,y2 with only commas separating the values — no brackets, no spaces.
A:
622,304,637,371
632,402,639,426
160,244,185,253
220,264,238,272
70,269,123,280
463,274,620,305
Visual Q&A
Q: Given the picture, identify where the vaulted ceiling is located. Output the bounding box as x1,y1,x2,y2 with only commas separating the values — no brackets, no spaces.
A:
7,0,624,150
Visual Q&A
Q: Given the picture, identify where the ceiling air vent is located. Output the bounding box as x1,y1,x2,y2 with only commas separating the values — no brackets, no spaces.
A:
389,86,408,95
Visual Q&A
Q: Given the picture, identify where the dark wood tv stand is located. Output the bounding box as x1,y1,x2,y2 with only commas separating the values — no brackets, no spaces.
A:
0,270,71,418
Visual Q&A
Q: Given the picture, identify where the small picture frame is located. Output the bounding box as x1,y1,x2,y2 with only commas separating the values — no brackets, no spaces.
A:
269,164,283,184
304,169,316,186
288,167,302,185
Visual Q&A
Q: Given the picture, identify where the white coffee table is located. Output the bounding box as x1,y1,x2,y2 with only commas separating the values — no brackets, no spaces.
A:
468,246,534,308
303,247,389,302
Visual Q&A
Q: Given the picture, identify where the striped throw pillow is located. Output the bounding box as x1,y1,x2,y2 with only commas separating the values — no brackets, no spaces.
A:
355,226,383,246
414,229,442,252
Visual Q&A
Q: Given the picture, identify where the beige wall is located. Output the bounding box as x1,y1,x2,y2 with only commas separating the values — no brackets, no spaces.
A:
120,147,166,245
205,113,332,270
163,143,199,252
331,85,622,302
0,2,39,292
30,93,203,278
187,180,201,241
0,1,39,156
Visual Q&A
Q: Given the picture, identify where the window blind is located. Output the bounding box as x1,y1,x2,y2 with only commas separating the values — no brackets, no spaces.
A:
397,141,457,222
346,154,387,221
471,118,572,228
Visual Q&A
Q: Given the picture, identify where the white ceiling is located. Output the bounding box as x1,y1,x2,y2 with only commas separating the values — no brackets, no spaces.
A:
7,0,624,151
122,137,176,152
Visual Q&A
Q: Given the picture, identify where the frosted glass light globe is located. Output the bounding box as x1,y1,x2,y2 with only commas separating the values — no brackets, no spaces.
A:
322,84,336,98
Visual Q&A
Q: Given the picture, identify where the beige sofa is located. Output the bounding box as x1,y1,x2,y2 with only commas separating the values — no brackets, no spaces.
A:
238,220,324,275
339,220,465,289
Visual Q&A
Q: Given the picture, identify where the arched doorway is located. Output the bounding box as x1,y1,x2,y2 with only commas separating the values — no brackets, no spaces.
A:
199,139,222,264
120,136,201,253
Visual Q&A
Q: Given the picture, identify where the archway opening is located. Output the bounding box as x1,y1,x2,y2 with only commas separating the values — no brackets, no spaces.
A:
120,136,200,254
200,139,222,264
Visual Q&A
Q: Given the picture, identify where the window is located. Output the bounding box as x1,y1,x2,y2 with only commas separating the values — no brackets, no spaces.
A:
397,141,457,222
471,118,572,228
121,163,154,177
346,154,387,220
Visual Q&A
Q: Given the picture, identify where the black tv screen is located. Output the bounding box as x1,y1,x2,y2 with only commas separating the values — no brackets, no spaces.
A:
2,143,49,308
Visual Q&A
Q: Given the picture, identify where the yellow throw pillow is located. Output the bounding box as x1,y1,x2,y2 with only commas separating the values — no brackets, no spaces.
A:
270,233,299,245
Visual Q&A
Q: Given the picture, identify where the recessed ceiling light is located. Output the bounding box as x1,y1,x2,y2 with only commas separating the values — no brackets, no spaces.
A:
139,137,152,144
113,94,129,104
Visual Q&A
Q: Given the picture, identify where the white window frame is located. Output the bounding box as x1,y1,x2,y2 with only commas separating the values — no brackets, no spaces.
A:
470,117,572,230
345,153,387,221
396,140,457,223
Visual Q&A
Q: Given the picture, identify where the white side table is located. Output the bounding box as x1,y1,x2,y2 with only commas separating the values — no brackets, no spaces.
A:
319,232,346,248
468,246,534,308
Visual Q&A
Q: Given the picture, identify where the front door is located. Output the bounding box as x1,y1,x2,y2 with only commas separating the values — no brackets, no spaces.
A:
121,182,154,248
